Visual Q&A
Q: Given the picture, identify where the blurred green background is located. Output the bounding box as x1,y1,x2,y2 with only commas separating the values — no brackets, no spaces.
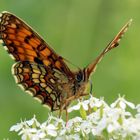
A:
0,0,140,139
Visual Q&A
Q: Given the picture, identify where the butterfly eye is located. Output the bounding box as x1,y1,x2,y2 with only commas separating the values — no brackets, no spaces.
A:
76,71,84,82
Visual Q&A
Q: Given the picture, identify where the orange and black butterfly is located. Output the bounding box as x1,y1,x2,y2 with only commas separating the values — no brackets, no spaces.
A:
0,11,131,116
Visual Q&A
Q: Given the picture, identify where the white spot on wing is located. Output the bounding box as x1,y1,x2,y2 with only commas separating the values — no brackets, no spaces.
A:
12,75,18,83
34,97,42,103
3,46,8,51
9,54,15,60
11,63,18,74
26,90,33,96
2,11,9,14
43,104,51,110
18,84,25,91
0,40,4,44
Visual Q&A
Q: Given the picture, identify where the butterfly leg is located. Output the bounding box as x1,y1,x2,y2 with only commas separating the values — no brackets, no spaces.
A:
65,107,68,126
58,101,69,124
79,93,89,97
64,93,89,103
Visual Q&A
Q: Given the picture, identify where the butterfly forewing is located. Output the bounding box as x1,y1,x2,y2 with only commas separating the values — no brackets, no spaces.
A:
0,11,73,77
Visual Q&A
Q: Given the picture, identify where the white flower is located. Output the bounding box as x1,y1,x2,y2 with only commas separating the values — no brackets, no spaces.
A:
66,117,83,134
136,104,140,112
56,134,80,140
121,118,140,138
135,104,140,119
95,116,107,135
92,107,127,135
68,117,82,125
89,95,102,108
10,122,24,132
68,99,89,112
10,95,140,140
135,114,140,119
40,123,57,137
87,106,105,124
80,121,92,136
18,128,37,135
26,115,40,127
111,95,135,109
47,124,57,137
37,131,46,139
18,128,39,140
95,114,121,135
67,134,81,140
47,114,65,128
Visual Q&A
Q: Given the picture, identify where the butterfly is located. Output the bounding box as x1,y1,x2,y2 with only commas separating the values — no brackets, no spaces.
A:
0,11,132,119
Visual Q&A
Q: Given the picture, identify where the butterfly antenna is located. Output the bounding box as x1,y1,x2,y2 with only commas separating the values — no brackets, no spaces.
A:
85,19,132,79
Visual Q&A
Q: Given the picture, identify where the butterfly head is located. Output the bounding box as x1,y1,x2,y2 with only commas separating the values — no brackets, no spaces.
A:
72,69,90,96
75,70,85,82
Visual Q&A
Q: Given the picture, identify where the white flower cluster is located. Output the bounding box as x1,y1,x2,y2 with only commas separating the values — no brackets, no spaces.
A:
10,95,140,140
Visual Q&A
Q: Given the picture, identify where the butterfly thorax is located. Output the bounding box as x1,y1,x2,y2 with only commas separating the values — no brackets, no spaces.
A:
60,69,89,110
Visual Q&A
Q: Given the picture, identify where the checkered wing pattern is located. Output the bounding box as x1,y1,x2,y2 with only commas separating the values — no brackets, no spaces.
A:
0,11,73,110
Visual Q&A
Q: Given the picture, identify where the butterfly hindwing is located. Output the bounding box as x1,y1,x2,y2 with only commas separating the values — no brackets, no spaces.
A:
12,61,70,110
